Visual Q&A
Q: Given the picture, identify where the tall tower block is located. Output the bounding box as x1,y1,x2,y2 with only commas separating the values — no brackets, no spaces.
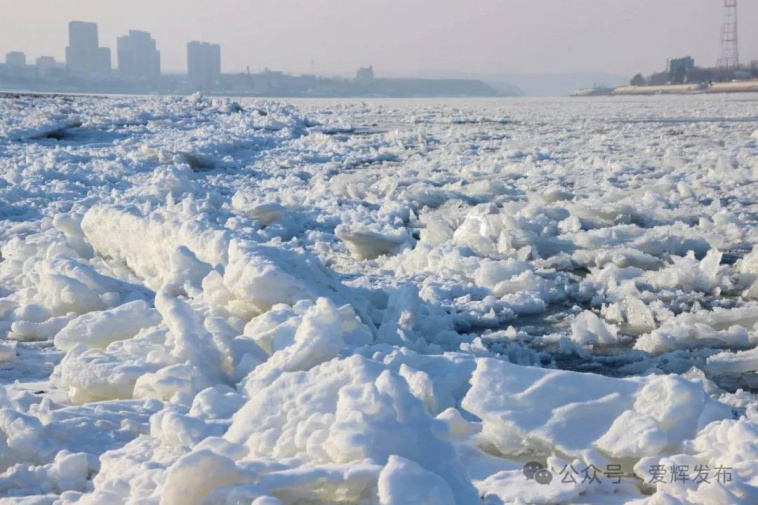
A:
718,0,739,72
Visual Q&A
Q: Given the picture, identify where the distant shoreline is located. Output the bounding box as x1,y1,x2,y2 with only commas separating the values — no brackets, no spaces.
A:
0,89,514,100
573,81,758,97
0,74,513,99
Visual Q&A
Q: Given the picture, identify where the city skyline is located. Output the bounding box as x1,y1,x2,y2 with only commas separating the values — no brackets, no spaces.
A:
4,21,223,81
0,0,756,77
0,18,510,98
1,21,222,78
0,18,222,77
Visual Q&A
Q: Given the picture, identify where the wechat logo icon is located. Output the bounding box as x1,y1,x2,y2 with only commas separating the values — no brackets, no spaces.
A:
523,461,553,485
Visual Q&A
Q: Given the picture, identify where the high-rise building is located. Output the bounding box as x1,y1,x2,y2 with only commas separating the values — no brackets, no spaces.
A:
187,41,221,89
117,31,161,80
6,51,26,67
36,56,57,75
96,48,112,74
66,21,111,74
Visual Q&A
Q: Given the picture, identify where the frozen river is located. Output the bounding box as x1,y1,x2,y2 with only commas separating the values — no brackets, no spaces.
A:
0,93,757,504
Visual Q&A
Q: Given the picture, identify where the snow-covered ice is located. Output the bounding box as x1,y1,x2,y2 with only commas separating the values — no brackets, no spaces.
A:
0,93,757,504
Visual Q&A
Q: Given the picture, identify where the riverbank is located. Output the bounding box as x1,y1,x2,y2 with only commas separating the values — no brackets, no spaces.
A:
573,80,758,97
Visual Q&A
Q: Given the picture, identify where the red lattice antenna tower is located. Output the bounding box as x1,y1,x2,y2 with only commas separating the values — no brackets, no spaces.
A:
718,0,739,72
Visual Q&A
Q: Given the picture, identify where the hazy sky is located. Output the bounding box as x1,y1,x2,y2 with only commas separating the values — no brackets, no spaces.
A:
1,0,756,77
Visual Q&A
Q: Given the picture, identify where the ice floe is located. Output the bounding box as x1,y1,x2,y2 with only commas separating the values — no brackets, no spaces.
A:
0,93,757,504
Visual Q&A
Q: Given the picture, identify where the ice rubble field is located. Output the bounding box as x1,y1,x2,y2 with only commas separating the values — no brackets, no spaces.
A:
0,93,757,505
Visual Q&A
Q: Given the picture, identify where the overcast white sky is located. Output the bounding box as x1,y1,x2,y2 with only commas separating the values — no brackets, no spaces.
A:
1,0,756,76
